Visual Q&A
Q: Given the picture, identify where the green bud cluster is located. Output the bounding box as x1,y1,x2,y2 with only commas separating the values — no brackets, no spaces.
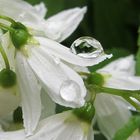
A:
73,102,95,123
10,22,29,49
0,69,16,88
86,72,104,86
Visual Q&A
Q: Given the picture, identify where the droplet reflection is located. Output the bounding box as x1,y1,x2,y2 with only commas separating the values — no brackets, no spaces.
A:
70,36,104,59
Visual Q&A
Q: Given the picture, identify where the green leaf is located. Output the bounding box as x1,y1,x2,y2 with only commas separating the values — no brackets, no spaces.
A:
113,115,140,140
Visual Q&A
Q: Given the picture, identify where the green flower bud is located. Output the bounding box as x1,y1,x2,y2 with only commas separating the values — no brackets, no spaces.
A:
0,69,16,88
86,72,104,86
73,102,95,123
10,22,29,49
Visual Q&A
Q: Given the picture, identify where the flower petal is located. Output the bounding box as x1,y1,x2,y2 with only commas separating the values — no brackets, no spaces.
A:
16,52,41,136
40,88,56,119
36,37,112,67
0,86,20,117
45,7,87,42
98,55,135,76
0,0,45,30
0,111,93,140
105,75,140,90
28,47,86,108
34,2,47,18
95,94,131,139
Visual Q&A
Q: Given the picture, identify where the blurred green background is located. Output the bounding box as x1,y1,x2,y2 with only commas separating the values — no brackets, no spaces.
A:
25,0,140,139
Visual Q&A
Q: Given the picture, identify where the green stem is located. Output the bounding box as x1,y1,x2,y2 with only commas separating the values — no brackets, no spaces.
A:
0,15,15,24
78,72,90,77
0,43,10,69
97,86,140,98
124,97,140,111
0,23,14,32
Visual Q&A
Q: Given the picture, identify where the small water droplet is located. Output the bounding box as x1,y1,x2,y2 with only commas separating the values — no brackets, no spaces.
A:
19,13,25,19
70,36,104,59
60,80,81,102
53,57,60,65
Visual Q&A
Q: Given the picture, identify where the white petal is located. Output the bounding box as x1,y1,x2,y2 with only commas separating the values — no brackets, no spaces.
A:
34,2,47,18
16,52,41,136
36,37,112,67
105,75,140,90
31,111,92,140
0,130,25,140
0,111,93,140
0,0,45,30
40,88,56,119
28,47,86,108
45,7,87,42
98,55,135,76
95,94,131,139
0,86,20,117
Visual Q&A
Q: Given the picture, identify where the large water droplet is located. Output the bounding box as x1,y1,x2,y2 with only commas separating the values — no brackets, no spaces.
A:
70,36,104,59
60,80,81,102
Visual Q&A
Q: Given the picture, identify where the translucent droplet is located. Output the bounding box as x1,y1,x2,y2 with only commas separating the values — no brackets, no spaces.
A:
53,57,60,65
70,36,104,59
60,80,81,102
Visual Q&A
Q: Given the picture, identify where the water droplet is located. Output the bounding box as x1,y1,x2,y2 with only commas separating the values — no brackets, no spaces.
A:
53,57,60,65
60,80,81,102
70,36,104,59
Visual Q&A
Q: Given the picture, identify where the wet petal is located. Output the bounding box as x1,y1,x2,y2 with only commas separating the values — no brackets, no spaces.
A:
45,7,87,42
28,47,86,108
16,52,41,136
36,37,112,67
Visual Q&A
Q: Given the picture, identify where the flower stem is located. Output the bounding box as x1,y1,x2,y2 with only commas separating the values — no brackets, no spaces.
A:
0,43,10,69
0,23,14,32
0,15,15,24
96,86,140,98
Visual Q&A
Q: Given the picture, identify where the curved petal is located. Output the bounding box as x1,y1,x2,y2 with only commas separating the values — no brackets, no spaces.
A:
98,55,135,76
105,75,140,90
0,0,45,30
45,7,87,42
95,94,131,139
34,2,47,18
16,52,41,136
40,88,56,119
36,37,112,67
27,47,86,108
0,111,93,140
0,86,20,117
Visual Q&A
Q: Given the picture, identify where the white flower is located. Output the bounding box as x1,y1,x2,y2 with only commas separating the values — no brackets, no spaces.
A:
0,111,94,140
0,0,87,42
0,0,111,136
94,55,140,139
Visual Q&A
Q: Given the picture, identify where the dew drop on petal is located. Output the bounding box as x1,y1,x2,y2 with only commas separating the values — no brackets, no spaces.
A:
60,80,81,102
70,36,104,59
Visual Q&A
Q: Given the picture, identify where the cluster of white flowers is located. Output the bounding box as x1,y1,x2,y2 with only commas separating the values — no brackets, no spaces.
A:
0,0,139,140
